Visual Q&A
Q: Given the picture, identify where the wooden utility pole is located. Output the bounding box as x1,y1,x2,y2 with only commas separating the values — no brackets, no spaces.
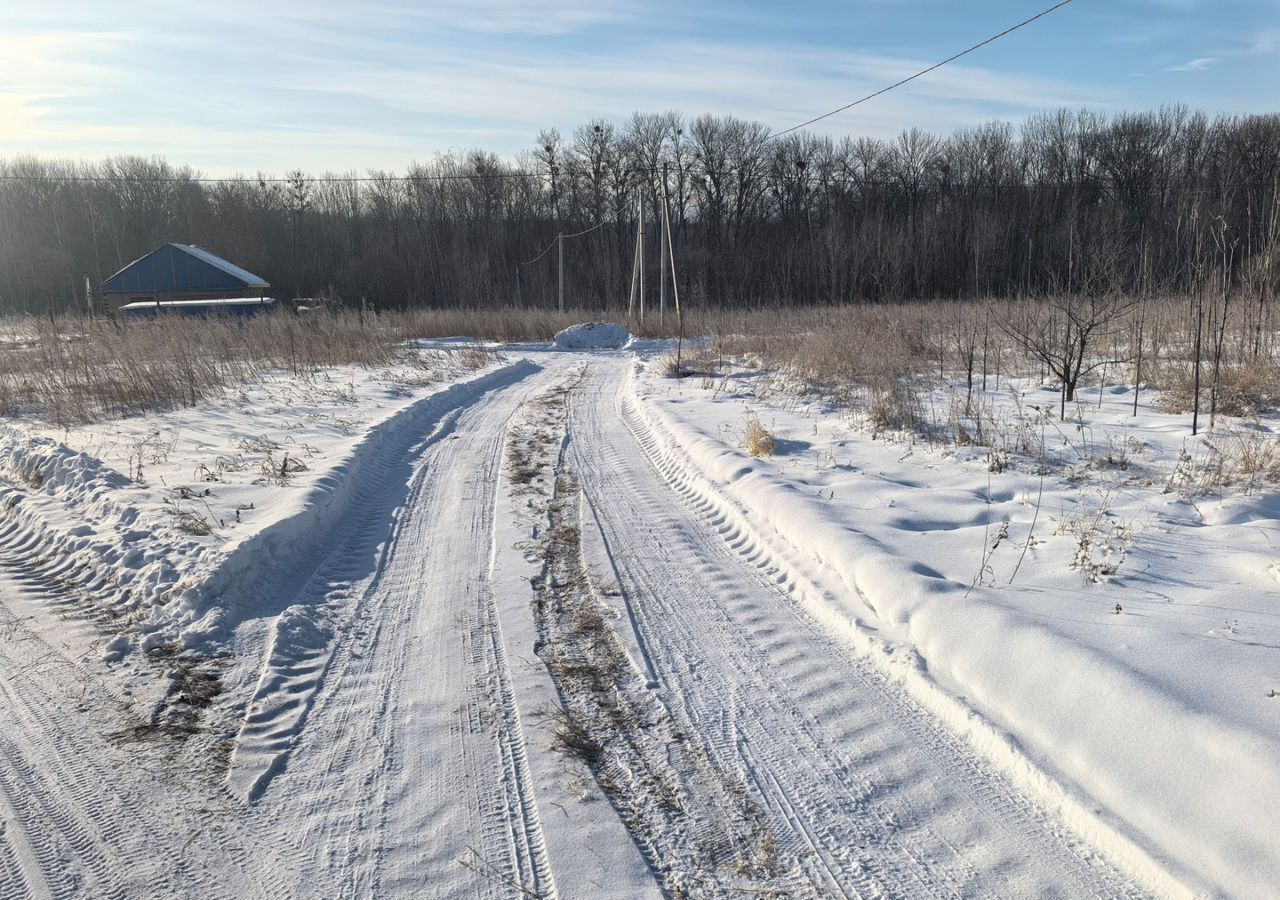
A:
557,232,564,313
628,196,645,323
638,197,645,323
661,168,682,370
628,241,638,317
660,162,669,327
628,207,639,317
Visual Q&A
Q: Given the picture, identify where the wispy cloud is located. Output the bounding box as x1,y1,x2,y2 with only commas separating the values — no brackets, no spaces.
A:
1245,28,1280,55
409,0,639,35
167,0,638,37
1166,56,1218,71
0,30,140,140
275,38,1102,156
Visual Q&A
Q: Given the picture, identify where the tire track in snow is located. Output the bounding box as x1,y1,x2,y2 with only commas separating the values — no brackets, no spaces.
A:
236,358,558,898
0,588,263,899
464,576,558,898
510,376,782,897
621,379,1153,898
568,357,1146,898
226,405,466,802
0,358,557,899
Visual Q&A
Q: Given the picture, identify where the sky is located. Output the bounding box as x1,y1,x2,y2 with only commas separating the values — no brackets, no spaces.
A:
1,0,1277,175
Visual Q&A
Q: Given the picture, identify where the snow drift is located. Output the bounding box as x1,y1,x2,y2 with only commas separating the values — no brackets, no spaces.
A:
554,322,630,350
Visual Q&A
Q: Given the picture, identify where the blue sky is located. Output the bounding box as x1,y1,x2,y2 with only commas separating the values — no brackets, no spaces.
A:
2,0,1277,175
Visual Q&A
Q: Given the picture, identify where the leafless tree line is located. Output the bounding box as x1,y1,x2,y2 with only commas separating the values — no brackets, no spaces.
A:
1,105,1277,315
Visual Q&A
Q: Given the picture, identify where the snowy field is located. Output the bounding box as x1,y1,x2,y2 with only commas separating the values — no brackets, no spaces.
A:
0,324,1274,898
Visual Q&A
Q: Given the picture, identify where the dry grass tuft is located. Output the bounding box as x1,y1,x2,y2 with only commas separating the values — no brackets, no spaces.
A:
742,415,776,457
1157,360,1280,417
658,353,683,378
868,382,923,433
1170,426,1280,493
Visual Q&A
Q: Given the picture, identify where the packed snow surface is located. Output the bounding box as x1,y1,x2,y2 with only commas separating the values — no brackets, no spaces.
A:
553,321,630,349
631,351,1280,899
0,336,1274,897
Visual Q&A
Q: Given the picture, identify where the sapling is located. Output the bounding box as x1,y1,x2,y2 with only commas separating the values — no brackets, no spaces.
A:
1009,417,1047,586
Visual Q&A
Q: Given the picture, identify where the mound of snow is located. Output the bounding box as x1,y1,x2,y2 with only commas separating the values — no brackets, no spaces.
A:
554,322,631,350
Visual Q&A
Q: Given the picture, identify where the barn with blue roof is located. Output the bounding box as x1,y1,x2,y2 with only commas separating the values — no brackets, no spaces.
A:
99,244,274,316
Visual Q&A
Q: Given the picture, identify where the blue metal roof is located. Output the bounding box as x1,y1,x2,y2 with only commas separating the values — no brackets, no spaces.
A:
100,243,269,295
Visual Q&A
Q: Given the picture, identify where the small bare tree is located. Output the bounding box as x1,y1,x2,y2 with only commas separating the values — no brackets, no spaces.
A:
953,312,979,415
1002,292,1137,417
1208,216,1237,428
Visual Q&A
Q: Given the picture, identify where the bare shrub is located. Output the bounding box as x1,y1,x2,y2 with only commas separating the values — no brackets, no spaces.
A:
1001,293,1137,409
1054,494,1135,583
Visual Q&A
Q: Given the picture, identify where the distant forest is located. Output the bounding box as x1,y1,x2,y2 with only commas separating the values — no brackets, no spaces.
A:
1,106,1278,315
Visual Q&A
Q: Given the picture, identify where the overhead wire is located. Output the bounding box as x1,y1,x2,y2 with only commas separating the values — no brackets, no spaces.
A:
521,219,611,266
770,0,1077,140
0,166,1243,192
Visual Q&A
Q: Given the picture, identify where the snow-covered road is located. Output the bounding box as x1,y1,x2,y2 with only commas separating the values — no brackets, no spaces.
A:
567,358,1143,898
0,351,1155,897
232,358,557,897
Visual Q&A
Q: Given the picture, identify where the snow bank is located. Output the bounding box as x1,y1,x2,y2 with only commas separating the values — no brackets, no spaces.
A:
625,363,1280,899
162,359,540,652
0,426,204,656
0,356,530,663
554,322,630,350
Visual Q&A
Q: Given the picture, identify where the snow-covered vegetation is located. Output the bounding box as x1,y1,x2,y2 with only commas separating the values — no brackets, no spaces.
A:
640,319,1280,896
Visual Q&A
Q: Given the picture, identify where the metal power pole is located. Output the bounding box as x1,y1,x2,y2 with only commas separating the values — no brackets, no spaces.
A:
557,232,564,313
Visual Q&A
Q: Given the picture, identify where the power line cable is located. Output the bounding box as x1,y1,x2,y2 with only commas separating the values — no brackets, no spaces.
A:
522,219,611,266
0,168,1252,199
0,171,548,184
0,167,1249,192
770,0,1076,140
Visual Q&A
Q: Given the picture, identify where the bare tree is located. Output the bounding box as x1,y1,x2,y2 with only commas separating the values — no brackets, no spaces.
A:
1002,292,1138,416
1,108,1278,314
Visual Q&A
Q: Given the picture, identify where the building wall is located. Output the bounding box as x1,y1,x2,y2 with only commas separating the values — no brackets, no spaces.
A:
101,287,267,312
